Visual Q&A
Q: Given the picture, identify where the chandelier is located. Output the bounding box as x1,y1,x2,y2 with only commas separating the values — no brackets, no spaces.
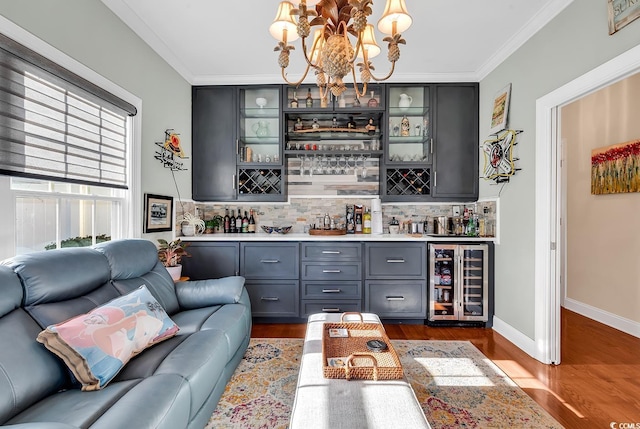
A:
270,0,412,102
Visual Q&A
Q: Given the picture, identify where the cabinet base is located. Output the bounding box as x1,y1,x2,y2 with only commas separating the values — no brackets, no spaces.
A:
427,320,488,328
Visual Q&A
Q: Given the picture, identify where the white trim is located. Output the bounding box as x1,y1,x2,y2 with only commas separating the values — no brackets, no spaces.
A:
492,316,538,358
564,298,640,339
535,44,640,364
0,15,143,239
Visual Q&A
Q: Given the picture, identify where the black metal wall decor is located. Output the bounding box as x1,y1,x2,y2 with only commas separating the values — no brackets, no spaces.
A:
155,129,188,171
481,129,523,183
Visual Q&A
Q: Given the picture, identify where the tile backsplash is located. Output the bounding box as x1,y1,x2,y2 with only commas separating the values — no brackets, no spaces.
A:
177,198,496,235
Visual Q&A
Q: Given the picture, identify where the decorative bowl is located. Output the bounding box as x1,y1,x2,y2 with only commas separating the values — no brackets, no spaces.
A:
256,97,267,108
261,225,292,234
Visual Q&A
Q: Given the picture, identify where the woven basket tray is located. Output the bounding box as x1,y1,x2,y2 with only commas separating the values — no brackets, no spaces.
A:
322,312,403,381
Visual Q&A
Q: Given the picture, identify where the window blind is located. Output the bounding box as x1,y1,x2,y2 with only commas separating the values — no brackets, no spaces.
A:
0,33,136,189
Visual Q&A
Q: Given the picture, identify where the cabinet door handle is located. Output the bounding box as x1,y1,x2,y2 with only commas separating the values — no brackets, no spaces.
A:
386,259,405,263
232,174,236,190
386,296,406,301
260,297,279,301
322,250,341,254
236,138,239,154
430,138,433,154
322,308,341,312
322,269,342,273
322,289,342,293
260,259,280,263
434,171,437,188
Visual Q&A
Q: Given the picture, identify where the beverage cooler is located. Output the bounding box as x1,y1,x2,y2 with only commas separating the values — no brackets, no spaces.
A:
428,244,489,323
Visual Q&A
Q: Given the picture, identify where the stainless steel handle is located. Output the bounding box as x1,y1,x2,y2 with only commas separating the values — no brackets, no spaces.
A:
386,259,405,263
322,250,341,254
232,174,236,190
236,139,239,154
434,171,437,188
322,308,341,312
322,289,342,293
386,296,406,301
260,259,280,263
430,138,433,154
322,269,342,273
260,297,279,301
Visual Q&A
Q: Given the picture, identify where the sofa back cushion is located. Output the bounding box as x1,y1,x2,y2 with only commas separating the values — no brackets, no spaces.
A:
94,239,180,315
0,266,68,424
5,247,118,328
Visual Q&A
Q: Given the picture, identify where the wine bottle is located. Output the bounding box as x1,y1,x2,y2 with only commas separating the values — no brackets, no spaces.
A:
248,209,256,233
363,208,371,234
306,88,313,108
290,91,298,108
223,208,230,233
229,210,236,233
242,211,249,233
236,207,242,232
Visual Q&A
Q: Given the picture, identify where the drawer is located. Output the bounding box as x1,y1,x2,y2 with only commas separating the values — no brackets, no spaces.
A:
301,281,362,299
300,300,362,318
365,243,426,279
365,280,427,318
301,243,362,261
245,280,299,317
301,262,362,281
241,243,299,279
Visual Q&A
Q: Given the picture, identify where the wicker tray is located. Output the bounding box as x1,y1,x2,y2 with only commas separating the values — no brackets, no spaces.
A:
308,229,347,235
322,312,403,381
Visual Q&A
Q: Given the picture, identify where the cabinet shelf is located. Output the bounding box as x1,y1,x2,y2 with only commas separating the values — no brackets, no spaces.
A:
241,107,280,118
389,107,429,116
284,150,382,157
388,136,427,144
241,137,280,145
287,131,381,141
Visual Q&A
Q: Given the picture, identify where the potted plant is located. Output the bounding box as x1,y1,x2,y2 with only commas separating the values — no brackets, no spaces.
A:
157,238,191,281
176,212,206,236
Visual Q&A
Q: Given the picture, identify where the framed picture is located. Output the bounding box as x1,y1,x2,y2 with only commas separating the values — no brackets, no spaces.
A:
490,83,512,135
144,194,173,233
608,0,640,34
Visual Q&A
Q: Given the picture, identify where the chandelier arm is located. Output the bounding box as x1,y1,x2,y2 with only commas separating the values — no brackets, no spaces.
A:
280,63,314,87
367,60,397,82
300,24,328,70
350,66,367,99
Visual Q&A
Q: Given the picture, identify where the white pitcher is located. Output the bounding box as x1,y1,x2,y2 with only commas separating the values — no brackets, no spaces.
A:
398,93,413,111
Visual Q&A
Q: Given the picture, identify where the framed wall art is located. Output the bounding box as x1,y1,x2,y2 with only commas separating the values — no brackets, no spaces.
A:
144,194,173,233
608,0,640,35
490,83,512,135
591,139,640,194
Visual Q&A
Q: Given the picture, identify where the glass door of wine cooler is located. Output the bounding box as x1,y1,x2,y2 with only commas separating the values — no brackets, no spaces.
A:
429,244,457,321
459,245,488,321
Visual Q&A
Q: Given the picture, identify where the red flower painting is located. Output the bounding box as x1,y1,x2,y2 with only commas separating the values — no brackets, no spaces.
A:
591,139,640,194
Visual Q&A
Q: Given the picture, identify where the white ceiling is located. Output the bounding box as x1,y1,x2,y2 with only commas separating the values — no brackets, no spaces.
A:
101,0,574,85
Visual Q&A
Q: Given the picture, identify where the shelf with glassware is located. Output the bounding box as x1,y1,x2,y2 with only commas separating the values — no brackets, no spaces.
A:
382,85,432,200
237,86,285,201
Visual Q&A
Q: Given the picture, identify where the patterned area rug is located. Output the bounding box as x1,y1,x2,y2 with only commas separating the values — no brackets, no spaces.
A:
207,338,563,429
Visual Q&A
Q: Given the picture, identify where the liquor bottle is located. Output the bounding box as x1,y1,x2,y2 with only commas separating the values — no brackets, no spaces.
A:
229,210,236,233
363,208,371,234
248,209,256,233
242,211,249,233
367,90,378,108
294,117,304,131
290,91,298,108
236,207,242,232
346,205,355,234
323,213,331,230
306,88,313,108
223,208,230,233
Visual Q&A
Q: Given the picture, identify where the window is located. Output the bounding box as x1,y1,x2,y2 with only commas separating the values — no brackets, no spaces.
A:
0,29,139,258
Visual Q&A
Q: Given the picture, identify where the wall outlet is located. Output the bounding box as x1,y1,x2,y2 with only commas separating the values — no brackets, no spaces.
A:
452,205,461,217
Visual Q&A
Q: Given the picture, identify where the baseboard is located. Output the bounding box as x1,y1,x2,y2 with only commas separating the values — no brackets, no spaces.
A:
491,316,539,361
563,298,640,339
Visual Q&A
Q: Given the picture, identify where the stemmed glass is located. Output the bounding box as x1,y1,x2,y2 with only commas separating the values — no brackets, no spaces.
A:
361,154,369,178
347,154,356,176
321,154,329,175
304,155,313,177
329,155,339,175
338,155,347,175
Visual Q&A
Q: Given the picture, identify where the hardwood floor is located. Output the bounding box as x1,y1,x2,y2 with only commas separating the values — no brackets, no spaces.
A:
251,308,640,428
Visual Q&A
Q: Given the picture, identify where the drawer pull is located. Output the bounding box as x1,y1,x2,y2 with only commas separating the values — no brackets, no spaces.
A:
386,296,406,301
260,297,280,301
322,289,342,293
260,259,280,263
386,259,405,263
322,250,341,254
322,308,341,312
322,269,342,273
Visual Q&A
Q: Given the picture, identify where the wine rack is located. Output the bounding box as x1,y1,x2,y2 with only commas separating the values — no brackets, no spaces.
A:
238,168,282,195
385,168,431,196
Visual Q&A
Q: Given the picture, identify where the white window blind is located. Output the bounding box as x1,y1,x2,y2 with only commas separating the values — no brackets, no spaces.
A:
0,33,137,189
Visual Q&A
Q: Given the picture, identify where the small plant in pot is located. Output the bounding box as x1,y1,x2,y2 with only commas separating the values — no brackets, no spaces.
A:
177,212,206,236
157,238,191,281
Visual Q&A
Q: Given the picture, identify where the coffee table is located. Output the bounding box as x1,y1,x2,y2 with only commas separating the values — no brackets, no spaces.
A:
289,312,431,429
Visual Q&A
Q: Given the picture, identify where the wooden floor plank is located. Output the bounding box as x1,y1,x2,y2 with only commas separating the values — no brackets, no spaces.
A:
251,308,640,428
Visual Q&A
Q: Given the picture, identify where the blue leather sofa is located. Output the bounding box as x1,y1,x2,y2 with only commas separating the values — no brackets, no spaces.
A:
0,239,251,429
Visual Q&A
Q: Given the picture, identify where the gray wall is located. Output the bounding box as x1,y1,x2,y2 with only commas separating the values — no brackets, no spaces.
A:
0,0,192,242
479,0,640,338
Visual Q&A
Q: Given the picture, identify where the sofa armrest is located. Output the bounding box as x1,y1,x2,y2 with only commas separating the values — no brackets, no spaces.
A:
175,276,246,309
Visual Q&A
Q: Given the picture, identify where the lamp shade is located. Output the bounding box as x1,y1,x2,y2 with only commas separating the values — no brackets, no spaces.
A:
302,0,322,6
357,24,381,59
377,0,412,35
270,1,300,42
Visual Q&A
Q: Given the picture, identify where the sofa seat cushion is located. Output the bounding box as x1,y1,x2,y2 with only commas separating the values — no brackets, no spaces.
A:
6,380,140,427
37,286,179,391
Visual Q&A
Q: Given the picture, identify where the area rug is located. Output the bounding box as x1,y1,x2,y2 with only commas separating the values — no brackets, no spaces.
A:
207,338,563,429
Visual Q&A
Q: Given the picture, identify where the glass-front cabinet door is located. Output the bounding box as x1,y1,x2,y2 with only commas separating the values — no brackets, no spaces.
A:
383,85,432,200
237,86,285,200
459,245,488,321
429,244,457,320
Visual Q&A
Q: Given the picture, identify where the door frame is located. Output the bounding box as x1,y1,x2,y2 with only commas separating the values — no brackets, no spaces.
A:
534,44,640,364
